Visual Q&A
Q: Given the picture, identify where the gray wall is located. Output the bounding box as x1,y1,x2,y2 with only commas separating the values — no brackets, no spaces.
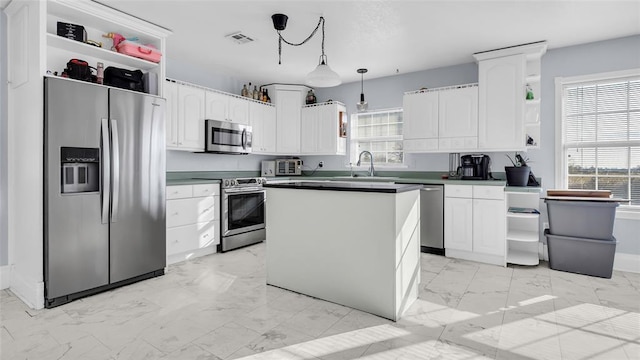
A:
1,11,8,267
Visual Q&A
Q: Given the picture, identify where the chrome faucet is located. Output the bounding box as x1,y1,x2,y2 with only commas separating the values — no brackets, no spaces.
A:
357,151,375,177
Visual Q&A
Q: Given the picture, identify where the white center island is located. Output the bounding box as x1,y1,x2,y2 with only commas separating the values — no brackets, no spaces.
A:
263,181,422,321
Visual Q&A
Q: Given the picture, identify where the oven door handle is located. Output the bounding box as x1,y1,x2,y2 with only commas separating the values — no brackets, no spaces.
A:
223,188,265,194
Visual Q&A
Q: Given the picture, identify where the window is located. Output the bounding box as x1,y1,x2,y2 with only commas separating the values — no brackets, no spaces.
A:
556,70,640,206
350,109,404,166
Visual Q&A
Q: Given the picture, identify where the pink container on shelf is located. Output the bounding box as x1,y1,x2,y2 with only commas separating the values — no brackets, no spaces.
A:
116,40,161,63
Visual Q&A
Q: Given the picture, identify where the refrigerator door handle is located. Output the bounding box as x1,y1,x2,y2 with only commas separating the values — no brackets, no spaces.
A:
111,119,120,223
101,118,110,224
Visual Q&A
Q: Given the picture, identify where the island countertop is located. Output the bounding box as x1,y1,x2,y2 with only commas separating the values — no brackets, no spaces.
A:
263,181,423,194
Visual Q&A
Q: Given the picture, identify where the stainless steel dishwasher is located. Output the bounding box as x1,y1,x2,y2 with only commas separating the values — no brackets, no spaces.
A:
419,185,444,255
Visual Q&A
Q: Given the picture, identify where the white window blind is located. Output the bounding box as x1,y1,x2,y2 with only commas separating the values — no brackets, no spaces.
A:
350,109,404,166
561,75,640,205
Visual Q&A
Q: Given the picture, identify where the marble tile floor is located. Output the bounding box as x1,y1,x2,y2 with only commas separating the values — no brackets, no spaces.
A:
1,242,639,360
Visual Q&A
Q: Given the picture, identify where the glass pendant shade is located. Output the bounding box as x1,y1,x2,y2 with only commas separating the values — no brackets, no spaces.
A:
306,56,341,87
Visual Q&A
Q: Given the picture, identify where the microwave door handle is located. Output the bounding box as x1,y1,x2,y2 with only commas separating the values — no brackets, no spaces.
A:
241,128,247,150
101,118,110,224
110,119,120,223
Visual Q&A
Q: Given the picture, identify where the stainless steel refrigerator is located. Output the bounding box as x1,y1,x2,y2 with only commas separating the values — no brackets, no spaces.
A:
44,77,166,308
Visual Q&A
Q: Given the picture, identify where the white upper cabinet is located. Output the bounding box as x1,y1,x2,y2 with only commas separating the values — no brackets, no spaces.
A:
477,54,526,151
474,41,547,151
205,91,249,125
301,102,347,155
249,101,277,154
177,85,206,151
165,79,206,151
164,80,179,148
438,86,478,151
264,84,309,155
402,91,439,152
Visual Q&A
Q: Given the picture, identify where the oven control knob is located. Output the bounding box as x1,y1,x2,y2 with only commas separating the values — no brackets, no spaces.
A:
256,178,261,184
231,180,237,186
224,180,230,187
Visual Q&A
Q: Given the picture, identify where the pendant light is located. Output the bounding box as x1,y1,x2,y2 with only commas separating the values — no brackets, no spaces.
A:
357,68,368,112
272,14,341,88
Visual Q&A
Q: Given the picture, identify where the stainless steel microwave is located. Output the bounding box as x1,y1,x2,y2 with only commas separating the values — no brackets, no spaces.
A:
205,119,252,154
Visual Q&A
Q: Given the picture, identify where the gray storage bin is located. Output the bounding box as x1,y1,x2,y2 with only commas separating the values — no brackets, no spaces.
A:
545,199,618,240
544,229,617,278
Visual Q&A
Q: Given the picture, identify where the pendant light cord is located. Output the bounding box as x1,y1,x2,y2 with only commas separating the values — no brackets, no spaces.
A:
277,16,325,65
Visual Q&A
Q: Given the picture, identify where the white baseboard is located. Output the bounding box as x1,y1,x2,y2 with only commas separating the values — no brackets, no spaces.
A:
9,268,44,309
0,265,10,290
167,245,217,266
613,253,640,274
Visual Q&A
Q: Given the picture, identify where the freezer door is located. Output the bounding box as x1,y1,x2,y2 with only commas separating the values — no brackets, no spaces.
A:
44,77,109,299
109,89,166,283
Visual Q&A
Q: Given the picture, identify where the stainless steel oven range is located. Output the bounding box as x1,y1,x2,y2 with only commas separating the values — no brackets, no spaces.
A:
220,177,266,252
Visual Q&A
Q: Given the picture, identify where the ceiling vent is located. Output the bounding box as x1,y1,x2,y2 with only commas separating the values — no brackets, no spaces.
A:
225,32,255,44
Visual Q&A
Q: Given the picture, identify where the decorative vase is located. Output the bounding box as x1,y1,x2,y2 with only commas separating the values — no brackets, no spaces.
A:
306,89,317,105
505,166,530,187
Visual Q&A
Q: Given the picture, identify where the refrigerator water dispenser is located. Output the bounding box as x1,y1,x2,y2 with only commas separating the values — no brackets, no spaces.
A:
60,147,99,194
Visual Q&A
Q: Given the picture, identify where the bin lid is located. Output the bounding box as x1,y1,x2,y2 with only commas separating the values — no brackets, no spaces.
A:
544,196,627,203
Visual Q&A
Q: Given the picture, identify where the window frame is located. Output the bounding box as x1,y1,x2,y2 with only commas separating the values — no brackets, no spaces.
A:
349,108,406,168
554,68,640,218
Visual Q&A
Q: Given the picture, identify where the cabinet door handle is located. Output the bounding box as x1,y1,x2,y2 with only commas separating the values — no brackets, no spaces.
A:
203,234,209,238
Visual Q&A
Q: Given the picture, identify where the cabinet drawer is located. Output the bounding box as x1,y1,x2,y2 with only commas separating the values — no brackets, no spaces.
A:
166,185,193,200
473,185,504,200
166,221,217,256
166,196,216,228
193,183,220,197
445,185,472,198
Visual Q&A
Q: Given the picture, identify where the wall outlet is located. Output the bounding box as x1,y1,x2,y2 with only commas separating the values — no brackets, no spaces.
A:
318,161,324,168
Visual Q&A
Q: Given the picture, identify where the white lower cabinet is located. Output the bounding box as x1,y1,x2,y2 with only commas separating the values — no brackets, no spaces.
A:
166,184,220,265
445,185,506,266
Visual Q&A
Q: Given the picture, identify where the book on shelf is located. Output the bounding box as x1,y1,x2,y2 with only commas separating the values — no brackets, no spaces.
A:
508,207,540,214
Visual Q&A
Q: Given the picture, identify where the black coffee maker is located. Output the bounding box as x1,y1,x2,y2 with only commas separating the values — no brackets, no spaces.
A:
460,154,491,180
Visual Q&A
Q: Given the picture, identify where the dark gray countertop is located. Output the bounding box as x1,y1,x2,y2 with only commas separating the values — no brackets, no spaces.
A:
263,181,423,194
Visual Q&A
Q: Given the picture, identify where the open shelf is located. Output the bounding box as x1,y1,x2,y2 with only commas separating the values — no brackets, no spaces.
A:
507,229,539,242
47,34,159,71
507,249,539,266
507,212,539,219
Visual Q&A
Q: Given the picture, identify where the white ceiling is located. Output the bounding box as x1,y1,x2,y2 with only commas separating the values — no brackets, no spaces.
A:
7,1,640,85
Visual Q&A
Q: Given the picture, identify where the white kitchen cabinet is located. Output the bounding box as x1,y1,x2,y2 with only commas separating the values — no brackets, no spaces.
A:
265,84,309,155
402,91,438,152
177,84,206,151
249,101,277,154
165,80,179,148
403,85,478,153
301,102,347,155
445,184,505,266
164,80,204,151
505,190,542,266
477,54,526,151
438,86,478,151
474,42,547,151
166,183,220,265
444,197,473,252
4,0,171,309
205,90,249,125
